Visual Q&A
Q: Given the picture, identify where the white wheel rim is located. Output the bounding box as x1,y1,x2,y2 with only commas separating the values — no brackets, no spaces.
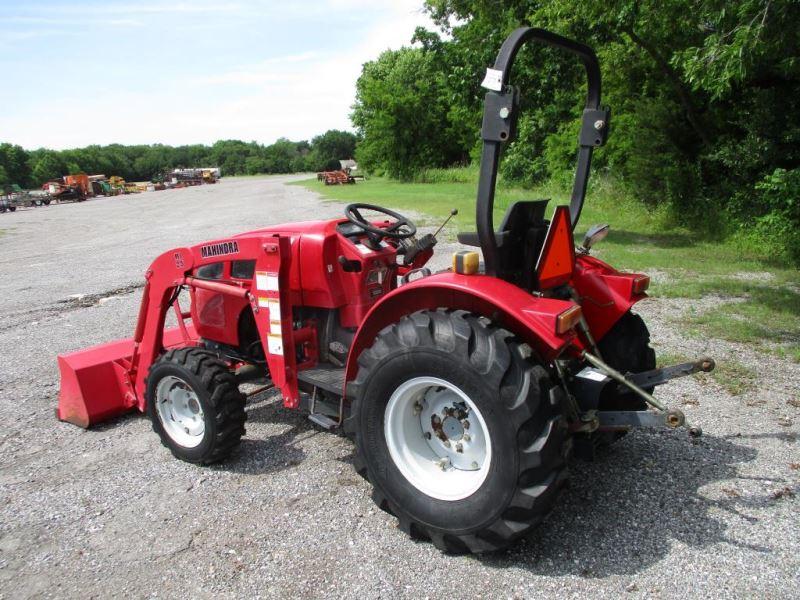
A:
155,375,205,448
384,376,492,501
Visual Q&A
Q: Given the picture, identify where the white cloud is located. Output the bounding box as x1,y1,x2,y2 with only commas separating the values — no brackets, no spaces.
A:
12,1,244,16
0,0,435,148
177,1,434,143
194,52,321,85
0,28,81,43
0,16,143,28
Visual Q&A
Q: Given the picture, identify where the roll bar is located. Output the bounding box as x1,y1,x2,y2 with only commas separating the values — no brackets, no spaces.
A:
476,27,610,276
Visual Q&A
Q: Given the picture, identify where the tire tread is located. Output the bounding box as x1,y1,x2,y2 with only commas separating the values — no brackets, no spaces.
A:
346,309,570,554
145,347,246,464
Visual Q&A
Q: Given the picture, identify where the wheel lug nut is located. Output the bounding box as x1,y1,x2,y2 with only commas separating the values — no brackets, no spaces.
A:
471,461,479,469
455,443,463,453
462,433,470,442
432,415,441,424
412,402,422,416
462,420,470,429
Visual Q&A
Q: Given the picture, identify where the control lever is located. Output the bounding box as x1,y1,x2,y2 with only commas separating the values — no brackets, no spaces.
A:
338,255,362,272
433,208,459,237
405,208,458,263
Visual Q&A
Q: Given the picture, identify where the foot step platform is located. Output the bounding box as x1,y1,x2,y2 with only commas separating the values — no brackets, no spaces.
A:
298,362,346,430
297,362,346,395
308,413,339,429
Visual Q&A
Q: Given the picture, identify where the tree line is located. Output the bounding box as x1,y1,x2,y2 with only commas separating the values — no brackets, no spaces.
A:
351,0,800,262
0,130,357,189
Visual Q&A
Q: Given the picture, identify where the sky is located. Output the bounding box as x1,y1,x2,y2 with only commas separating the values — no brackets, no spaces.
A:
0,0,435,149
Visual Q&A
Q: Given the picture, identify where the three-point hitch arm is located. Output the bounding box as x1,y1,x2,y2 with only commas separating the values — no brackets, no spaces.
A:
475,27,610,276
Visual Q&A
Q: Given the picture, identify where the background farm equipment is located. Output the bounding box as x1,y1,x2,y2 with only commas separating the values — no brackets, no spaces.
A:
1,184,48,212
43,180,85,203
88,175,119,197
317,169,355,185
63,174,91,197
57,28,714,554
339,159,366,181
91,180,110,196
166,168,220,187
108,176,126,193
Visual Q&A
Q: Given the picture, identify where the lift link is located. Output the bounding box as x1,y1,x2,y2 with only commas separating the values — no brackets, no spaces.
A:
581,351,703,437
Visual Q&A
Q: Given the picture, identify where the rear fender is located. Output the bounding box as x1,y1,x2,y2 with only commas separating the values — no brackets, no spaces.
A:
572,254,648,341
344,272,577,387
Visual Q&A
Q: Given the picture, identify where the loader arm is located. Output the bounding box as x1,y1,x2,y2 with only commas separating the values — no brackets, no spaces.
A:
57,234,299,427
56,247,198,427
130,236,300,409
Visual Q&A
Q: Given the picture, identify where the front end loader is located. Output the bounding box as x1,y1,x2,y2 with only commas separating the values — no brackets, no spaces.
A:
57,27,714,553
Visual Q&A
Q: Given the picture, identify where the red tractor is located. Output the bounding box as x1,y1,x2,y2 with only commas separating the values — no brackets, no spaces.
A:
57,28,714,553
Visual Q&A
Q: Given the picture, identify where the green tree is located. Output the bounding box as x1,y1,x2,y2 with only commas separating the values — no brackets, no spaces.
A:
0,143,30,186
352,47,470,179
309,130,358,171
409,0,800,259
30,151,67,185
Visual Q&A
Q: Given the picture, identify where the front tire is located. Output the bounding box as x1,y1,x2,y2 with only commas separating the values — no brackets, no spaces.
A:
146,348,246,464
347,310,570,553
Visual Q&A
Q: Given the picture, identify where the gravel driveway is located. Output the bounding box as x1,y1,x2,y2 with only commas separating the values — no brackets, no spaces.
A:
0,175,797,598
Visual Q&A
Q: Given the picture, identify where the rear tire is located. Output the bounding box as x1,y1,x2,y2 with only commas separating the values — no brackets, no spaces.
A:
347,310,570,553
581,311,656,452
146,347,246,464
597,311,656,411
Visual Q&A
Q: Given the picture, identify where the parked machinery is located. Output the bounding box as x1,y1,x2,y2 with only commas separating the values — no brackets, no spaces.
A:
57,28,714,554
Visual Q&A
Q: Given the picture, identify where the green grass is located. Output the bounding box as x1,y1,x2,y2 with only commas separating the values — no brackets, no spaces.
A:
656,352,693,368
295,171,800,358
656,352,757,396
707,360,758,396
292,174,531,229
682,286,800,360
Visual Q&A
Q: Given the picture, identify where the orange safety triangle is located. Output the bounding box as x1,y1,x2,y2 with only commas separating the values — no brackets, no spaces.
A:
535,205,575,289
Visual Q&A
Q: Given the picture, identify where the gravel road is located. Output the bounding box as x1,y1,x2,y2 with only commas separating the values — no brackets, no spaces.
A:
0,175,797,599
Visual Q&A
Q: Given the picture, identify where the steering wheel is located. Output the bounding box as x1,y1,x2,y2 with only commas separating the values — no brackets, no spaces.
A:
344,203,417,241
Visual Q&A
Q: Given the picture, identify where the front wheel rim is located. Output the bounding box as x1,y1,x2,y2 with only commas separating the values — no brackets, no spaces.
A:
384,376,492,501
155,375,205,448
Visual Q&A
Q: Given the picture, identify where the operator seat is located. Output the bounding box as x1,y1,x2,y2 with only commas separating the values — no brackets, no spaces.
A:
457,200,550,291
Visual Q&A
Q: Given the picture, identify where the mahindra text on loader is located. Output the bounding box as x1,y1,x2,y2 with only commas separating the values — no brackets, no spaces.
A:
57,27,715,553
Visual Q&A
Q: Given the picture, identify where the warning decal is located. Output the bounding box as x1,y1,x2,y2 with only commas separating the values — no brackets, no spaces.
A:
267,334,283,355
255,271,279,291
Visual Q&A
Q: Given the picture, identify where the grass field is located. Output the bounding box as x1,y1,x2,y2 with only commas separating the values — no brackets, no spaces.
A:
295,174,800,363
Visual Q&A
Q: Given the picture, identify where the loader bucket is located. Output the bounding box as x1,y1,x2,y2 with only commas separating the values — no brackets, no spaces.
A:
57,337,135,428
57,325,198,428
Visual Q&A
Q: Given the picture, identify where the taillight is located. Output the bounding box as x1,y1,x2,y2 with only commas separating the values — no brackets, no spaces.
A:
556,305,582,335
632,275,650,295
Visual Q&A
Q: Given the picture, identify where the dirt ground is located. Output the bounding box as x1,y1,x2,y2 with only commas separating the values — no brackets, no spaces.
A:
0,175,797,599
